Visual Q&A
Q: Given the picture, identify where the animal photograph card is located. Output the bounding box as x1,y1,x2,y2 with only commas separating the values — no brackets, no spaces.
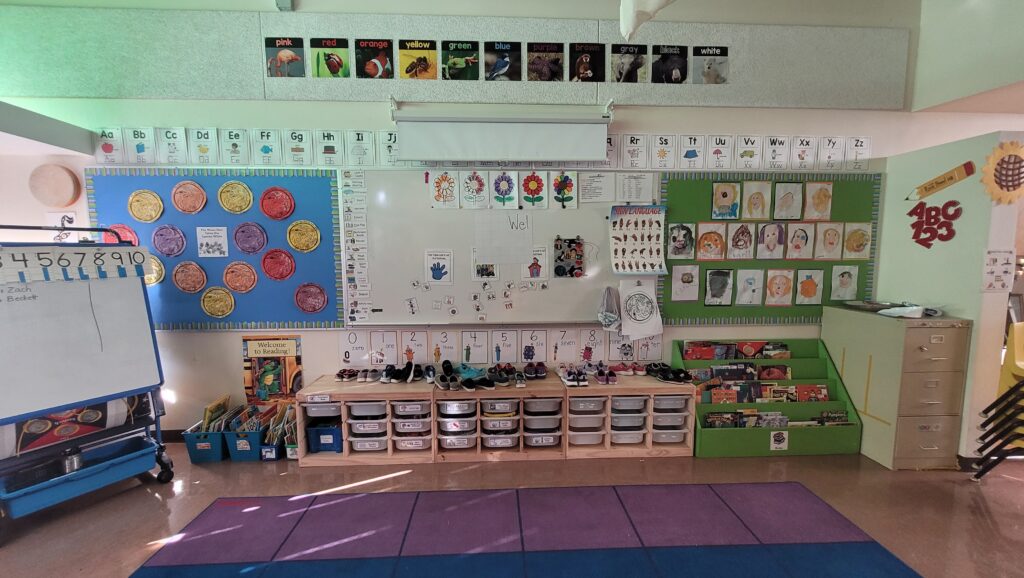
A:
355,39,394,79
735,269,765,305
692,46,728,84
671,264,700,301
843,223,872,259
265,37,305,78
442,41,480,80
786,223,815,260
310,38,349,78
804,182,833,221
484,41,521,81
398,39,438,80
611,44,648,82
795,269,824,305
696,222,727,261
756,223,786,260
831,265,859,300
773,182,803,220
667,223,696,259
765,269,795,306
569,43,604,82
727,223,755,260
705,269,734,306
814,222,844,260
711,182,741,220
743,181,772,220
651,45,687,83
527,42,564,81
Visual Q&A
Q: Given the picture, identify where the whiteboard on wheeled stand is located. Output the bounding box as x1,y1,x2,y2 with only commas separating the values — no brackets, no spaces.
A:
352,170,621,325
0,275,162,424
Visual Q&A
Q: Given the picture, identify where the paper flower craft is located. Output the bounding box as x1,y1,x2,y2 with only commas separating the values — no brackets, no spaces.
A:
493,173,515,206
522,172,545,205
552,173,575,207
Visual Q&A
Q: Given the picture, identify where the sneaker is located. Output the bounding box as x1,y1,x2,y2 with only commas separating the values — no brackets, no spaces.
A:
609,363,633,376
597,361,609,374
524,363,537,379
394,362,412,383
458,364,485,380
357,369,370,382
561,370,577,387
476,378,496,390
608,370,618,384
442,359,454,377
381,365,395,382
460,378,477,391
515,372,527,388
424,365,436,384
630,363,647,376
536,362,548,379
582,362,599,375
367,369,381,382
575,367,590,386
408,364,423,383
596,369,608,385
502,363,515,374
435,373,450,390
492,369,510,386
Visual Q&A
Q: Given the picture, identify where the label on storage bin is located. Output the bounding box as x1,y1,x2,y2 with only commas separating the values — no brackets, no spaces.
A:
237,439,251,451
490,420,514,429
491,402,512,413
448,437,470,447
769,431,788,451
538,436,555,444
354,441,378,450
398,421,422,431
261,448,276,459
398,403,423,413
320,435,335,444
196,442,212,450
308,394,331,403
489,437,514,447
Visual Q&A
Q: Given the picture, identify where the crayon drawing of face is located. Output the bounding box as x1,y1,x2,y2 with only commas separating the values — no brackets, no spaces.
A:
838,271,853,288
698,231,725,258
670,225,694,255
708,271,730,298
811,187,831,214
747,191,765,215
790,228,809,251
732,225,752,250
846,229,869,253
759,224,783,251
823,227,840,251
778,191,794,215
714,184,737,213
768,274,792,298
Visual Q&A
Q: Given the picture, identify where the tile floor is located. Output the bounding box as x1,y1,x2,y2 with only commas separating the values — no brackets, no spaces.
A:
4,444,1024,577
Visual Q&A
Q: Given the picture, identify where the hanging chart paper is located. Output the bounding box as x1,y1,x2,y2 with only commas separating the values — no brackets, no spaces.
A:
610,205,667,275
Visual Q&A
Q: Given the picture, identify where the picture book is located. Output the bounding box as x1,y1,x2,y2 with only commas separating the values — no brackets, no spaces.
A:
711,363,757,381
705,412,740,428
690,367,714,382
797,384,830,402
735,341,767,359
201,395,231,431
243,335,303,404
762,342,792,359
710,388,739,404
757,364,792,380
767,385,798,402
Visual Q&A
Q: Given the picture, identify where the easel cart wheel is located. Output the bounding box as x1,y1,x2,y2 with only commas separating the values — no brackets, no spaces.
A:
0,505,12,547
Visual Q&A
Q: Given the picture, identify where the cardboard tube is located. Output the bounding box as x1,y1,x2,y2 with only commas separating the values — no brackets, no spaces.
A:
906,161,976,200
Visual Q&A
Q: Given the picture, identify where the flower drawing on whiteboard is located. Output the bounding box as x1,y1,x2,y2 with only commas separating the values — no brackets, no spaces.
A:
462,171,486,203
493,172,516,206
552,172,575,206
522,172,545,205
433,172,456,203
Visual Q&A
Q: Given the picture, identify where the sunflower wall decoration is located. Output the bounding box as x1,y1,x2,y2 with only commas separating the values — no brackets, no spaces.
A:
981,141,1024,205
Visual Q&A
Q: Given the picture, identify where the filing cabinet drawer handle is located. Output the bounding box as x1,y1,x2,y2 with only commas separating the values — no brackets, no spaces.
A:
924,381,939,388
928,357,950,361
919,445,940,451
922,401,943,405
918,346,928,352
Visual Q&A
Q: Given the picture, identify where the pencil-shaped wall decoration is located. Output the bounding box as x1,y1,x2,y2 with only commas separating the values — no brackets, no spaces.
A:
905,161,975,200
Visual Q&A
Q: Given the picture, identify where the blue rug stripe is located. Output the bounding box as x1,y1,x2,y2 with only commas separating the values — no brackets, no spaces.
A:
524,548,657,578
648,544,789,577
131,562,269,577
396,552,524,578
767,542,920,578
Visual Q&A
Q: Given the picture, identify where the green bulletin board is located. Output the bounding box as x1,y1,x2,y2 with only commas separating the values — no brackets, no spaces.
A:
659,172,881,325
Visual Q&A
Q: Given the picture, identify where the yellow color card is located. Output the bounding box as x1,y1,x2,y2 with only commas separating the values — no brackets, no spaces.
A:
399,39,438,80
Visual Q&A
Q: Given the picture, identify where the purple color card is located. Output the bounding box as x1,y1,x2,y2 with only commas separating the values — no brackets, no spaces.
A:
147,496,314,566
275,492,417,561
712,482,871,544
519,486,640,551
616,484,759,547
402,489,522,556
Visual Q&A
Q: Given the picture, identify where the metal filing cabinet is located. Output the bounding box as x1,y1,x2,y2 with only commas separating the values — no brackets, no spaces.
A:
821,307,971,470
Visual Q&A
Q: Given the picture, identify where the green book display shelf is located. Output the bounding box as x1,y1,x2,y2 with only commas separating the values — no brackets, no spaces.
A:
671,339,862,457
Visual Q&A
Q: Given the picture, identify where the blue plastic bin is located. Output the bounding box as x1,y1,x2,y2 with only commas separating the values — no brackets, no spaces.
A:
182,430,227,463
224,428,267,462
306,419,343,453
260,439,285,461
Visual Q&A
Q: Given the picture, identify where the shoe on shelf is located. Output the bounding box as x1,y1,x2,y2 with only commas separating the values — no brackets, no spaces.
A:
460,378,477,391
381,365,396,382
535,362,548,379
596,369,608,385
367,369,381,382
503,363,515,374
575,367,590,386
409,364,424,382
561,369,577,387
609,363,633,376
393,362,412,383
630,363,647,376
357,369,370,382
458,364,485,380
492,370,510,386
424,365,436,384
442,359,454,376
476,378,496,390
608,370,618,384
524,363,537,379
582,362,599,375
515,372,527,388
435,373,451,390
597,361,609,374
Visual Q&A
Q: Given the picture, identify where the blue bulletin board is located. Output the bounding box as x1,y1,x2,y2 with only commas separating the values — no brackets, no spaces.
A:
87,168,342,330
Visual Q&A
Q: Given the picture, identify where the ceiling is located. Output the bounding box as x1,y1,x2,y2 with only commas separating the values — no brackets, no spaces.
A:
922,81,1024,115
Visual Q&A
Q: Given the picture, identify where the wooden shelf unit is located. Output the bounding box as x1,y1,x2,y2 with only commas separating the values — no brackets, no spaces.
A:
296,374,696,466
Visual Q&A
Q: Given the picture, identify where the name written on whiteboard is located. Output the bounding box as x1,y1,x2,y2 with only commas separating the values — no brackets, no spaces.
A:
3,285,37,302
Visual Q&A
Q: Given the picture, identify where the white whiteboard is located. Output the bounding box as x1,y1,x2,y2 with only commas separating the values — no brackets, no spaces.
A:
0,276,161,423
355,170,623,325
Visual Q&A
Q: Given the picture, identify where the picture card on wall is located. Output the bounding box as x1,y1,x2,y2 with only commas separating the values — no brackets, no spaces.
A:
471,247,499,281
461,330,490,363
831,266,859,300
650,134,677,170
311,38,350,78
795,269,824,305
615,172,655,203
521,329,547,362
398,39,438,80
441,41,480,80
265,37,305,77
671,264,700,301
756,223,786,260
376,130,403,167
484,42,521,80
711,183,740,220
727,223,755,260
843,223,872,259
609,205,666,275
680,135,706,169
527,42,564,81
817,136,846,171
369,331,398,365
764,136,790,170
490,171,519,209
491,329,519,363
346,130,376,165
667,223,696,260
804,182,833,221
786,223,814,260
636,334,663,361
339,330,370,366
696,222,727,261
187,128,217,165
551,171,578,209
521,171,548,209
94,127,125,164
521,246,549,280
218,128,250,165
815,223,844,260
579,172,614,203
551,328,579,363
429,170,459,209
620,134,649,170
609,332,636,361
652,45,687,83
355,39,394,78
424,249,454,285
734,135,763,170
619,278,662,339
569,43,605,82
773,183,803,220
743,181,771,220
765,269,795,306
705,269,734,306
580,328,608,364
790,136,818,170
735,269,765,305
612,44,648,82
692,46,728,84
430,329,460,363
460,171,489,209
708,135,734,170
400,330,429,364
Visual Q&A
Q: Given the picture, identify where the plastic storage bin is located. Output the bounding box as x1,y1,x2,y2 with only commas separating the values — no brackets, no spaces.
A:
225,427,267,462
306,418,343,453
183,425,227,463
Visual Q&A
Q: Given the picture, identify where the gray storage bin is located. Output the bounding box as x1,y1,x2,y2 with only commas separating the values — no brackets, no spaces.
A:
524,415,561,431
347,418,387,435
437,400,476,416
524,398,562,414
568,431,605,445
481,417,519,431
393,417,431,433
438,433,477,449
569,397,606,414
438,417,476,433
652,413,687,428
524,431,562,447
481,399,519,414
568,415,605,430
611,431,645,445
611,396,647,412
652,430,688,444
610,414,646,429
350,437,387,452
302,403,341,418
653,395,689,412
391,400,431,416
347,401,387,417
481,433,520,449
394,435,432,451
